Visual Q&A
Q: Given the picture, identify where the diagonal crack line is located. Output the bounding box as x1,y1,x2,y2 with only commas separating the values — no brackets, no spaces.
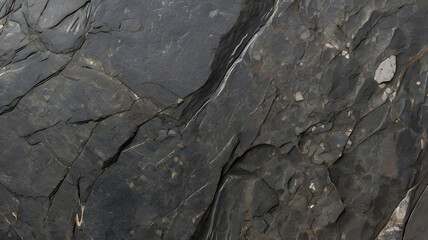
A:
47,122,99,200
0,0,15,20
42,122,98,233
66,97,139,125
250,95,277,145
47,0,90,30
193,140,265,240
20,120,61,139
82,113,162,204
0,56,71,116
0,181,46,200
37,0,49,24
101,112,162,170
47,112,161,234
1,14,93,116
112,76,141,100
373,185,416,240
0,212,23,240
352,3,411,51
181,0,278,131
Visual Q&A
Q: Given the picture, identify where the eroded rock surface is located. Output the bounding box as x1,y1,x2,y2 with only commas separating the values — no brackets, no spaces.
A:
0,0,427,239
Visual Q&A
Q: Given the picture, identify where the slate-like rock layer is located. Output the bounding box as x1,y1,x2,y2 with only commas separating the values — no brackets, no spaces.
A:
0,0,427,239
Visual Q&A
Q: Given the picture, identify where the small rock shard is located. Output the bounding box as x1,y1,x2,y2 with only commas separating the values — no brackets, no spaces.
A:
374,55,396,84
309,182,316,192
155,230,163,237
75,205,85,227
295,92,304,101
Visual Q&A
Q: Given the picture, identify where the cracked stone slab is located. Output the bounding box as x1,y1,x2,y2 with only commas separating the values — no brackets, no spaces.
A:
0,0,427,239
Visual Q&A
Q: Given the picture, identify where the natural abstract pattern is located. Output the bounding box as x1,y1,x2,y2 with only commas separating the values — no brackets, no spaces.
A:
0,0,427,239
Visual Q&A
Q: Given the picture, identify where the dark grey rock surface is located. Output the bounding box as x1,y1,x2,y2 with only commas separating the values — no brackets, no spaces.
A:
0,0,427,239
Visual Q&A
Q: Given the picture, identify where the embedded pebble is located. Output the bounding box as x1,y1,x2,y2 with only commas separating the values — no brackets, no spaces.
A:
374,55,396,84
295,92,304,101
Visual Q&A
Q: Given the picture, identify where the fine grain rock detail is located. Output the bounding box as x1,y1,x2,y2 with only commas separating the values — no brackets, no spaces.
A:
0,0,427,239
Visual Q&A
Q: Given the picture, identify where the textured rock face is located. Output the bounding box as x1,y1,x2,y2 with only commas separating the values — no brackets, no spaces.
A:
0,0,427,239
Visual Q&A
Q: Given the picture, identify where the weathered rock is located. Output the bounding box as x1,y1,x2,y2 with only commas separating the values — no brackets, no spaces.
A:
404,186,428,240
0,0,427,239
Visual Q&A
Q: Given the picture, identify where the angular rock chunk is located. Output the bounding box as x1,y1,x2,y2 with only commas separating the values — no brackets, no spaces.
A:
374,55,396,84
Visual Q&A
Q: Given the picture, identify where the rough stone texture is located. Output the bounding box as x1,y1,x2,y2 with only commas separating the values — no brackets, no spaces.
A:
404,186,428,240
0,0,427,239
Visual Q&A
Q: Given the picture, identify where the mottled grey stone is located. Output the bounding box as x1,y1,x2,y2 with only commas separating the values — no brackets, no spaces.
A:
404,186,428,240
